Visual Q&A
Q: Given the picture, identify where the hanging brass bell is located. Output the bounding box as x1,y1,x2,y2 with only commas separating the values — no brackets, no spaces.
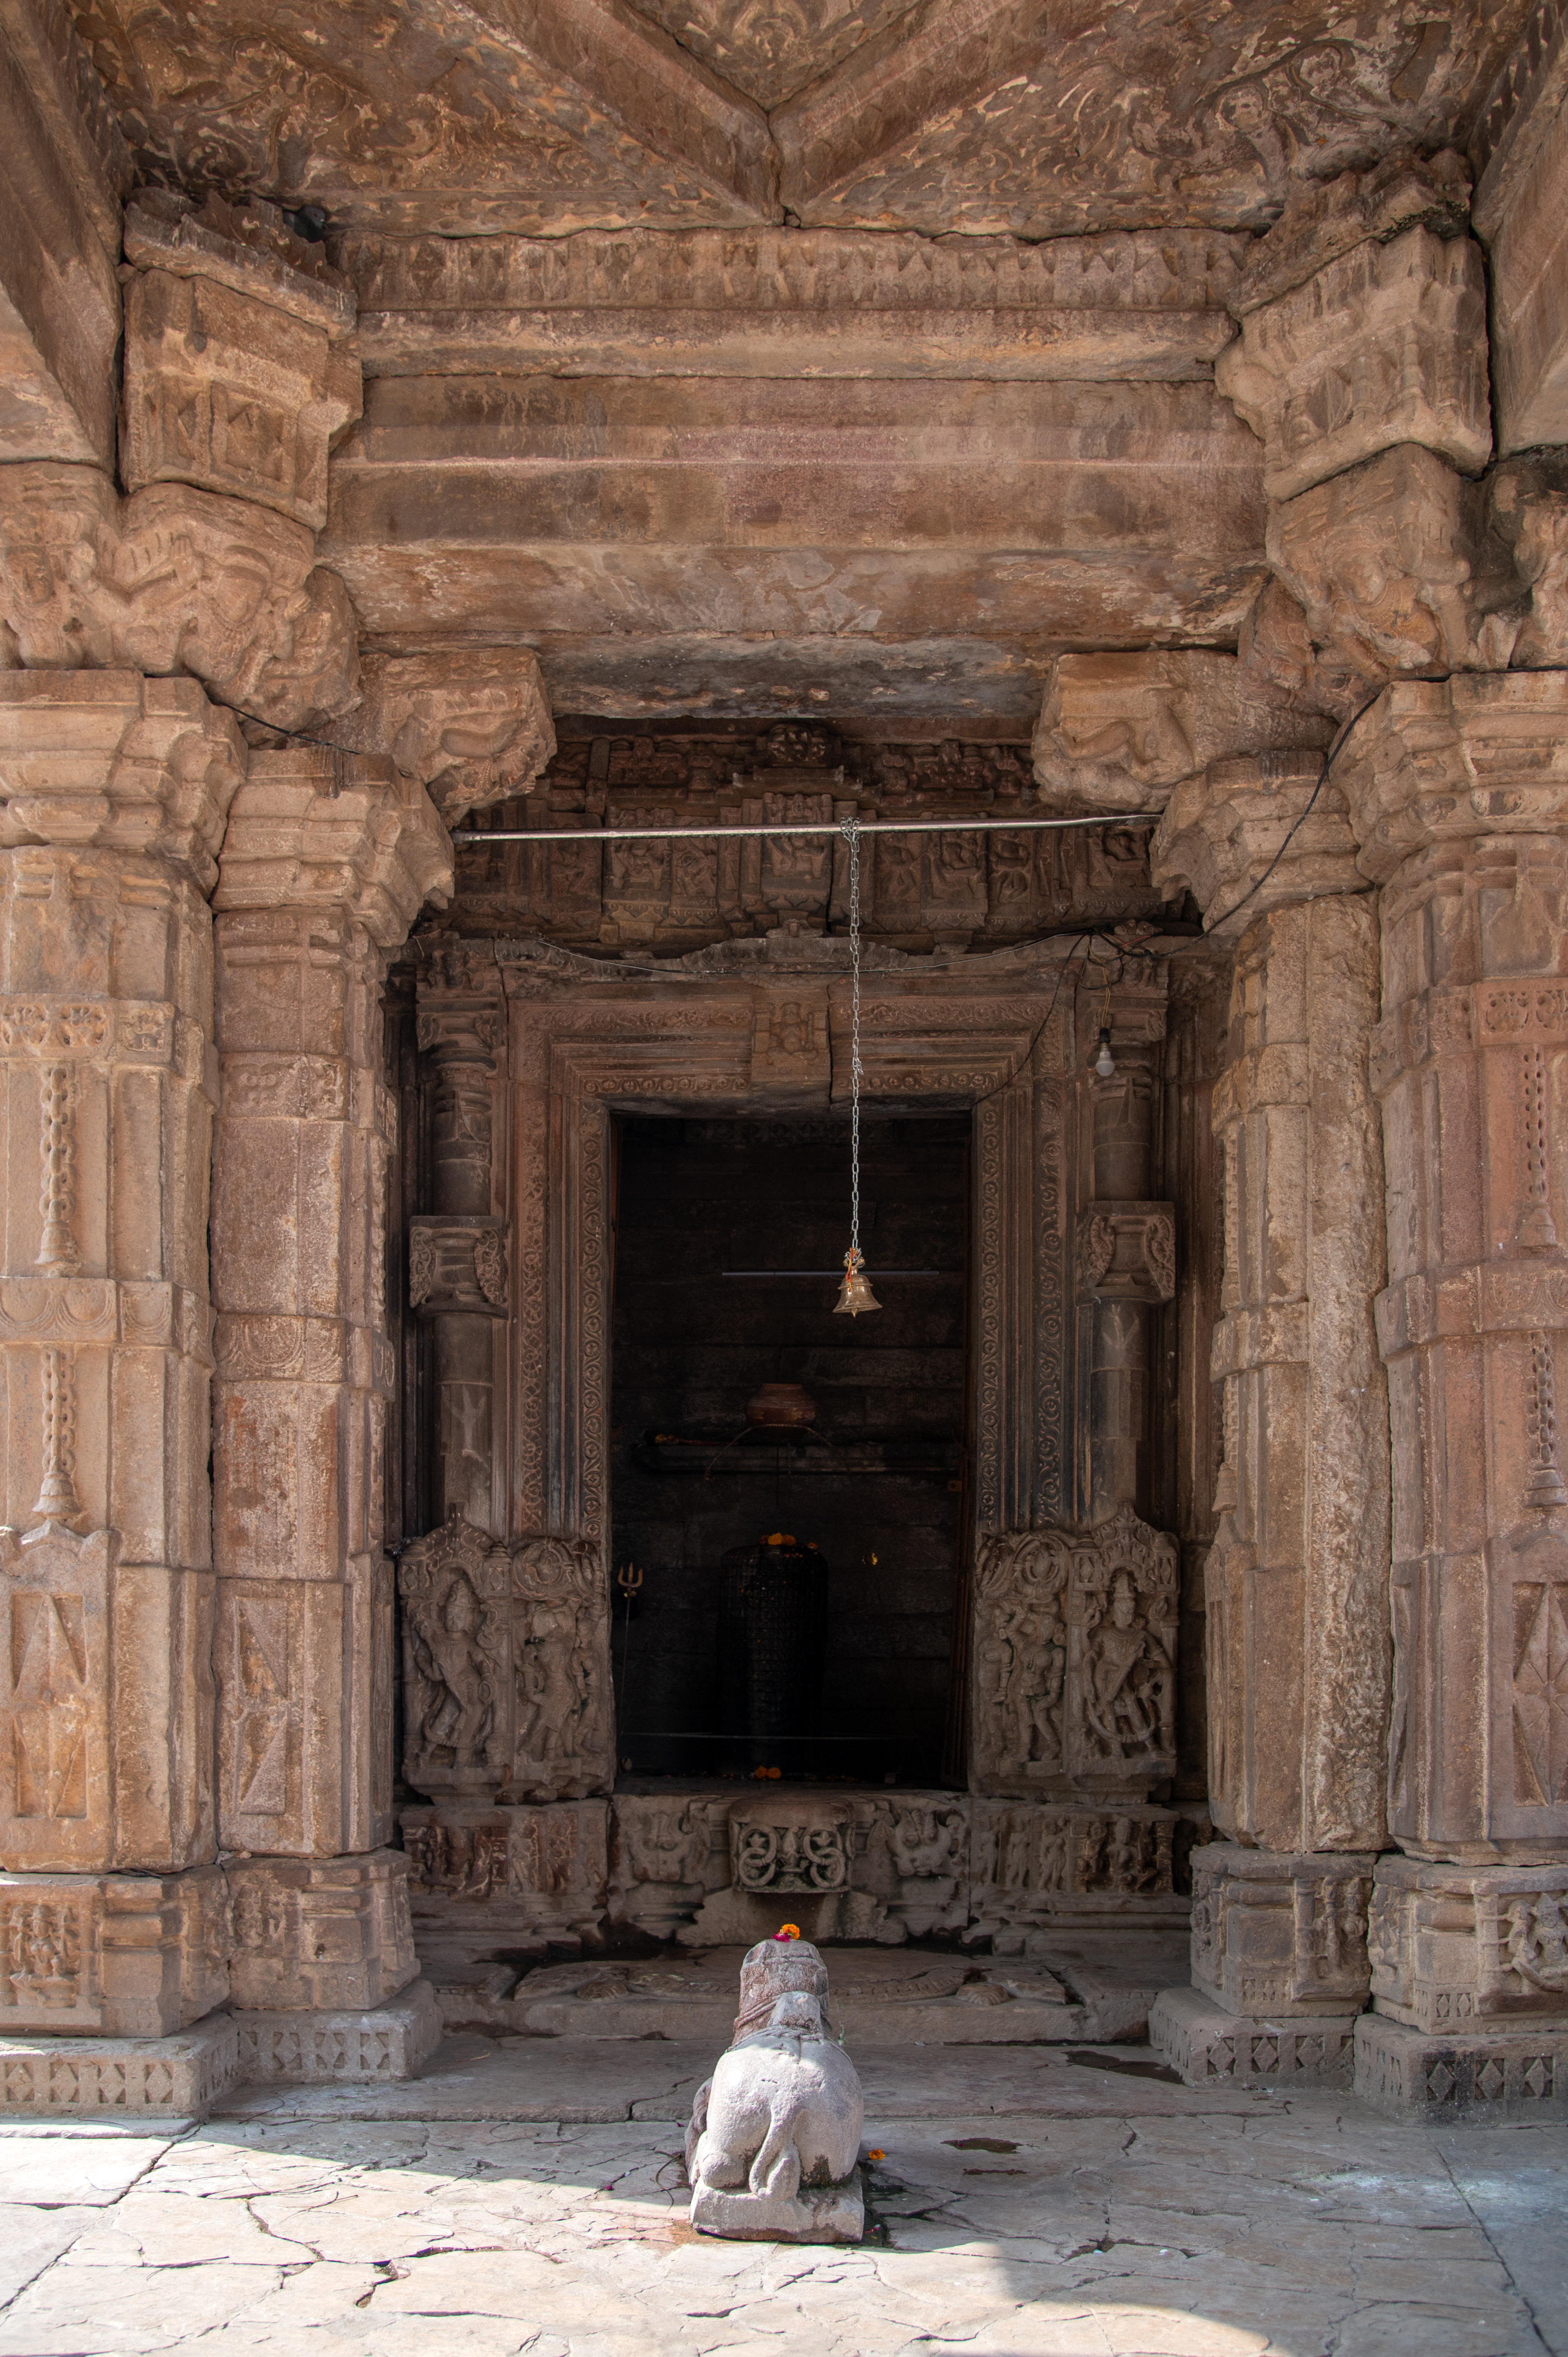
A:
833,1249,882,1317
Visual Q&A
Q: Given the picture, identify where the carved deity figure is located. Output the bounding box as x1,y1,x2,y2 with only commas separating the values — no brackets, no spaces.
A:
406,1571,499,1776
1082,1572,1173,1762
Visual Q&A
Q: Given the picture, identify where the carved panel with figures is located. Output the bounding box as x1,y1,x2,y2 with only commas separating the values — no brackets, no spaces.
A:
398,1514,611,1805
972,1505,1179,1798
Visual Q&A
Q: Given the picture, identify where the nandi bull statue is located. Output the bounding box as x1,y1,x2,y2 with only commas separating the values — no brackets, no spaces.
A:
686,1931,865,2242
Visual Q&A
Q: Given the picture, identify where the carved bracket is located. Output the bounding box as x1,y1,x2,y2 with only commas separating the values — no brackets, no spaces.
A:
1075,1202,1176,1302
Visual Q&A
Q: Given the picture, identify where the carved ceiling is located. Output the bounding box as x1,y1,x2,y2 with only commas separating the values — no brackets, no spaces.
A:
67,0,1531,236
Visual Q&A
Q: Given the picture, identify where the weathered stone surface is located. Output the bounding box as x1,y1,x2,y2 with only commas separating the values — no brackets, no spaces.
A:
1478,9,1568,450
338,650,554,823
211,747,451,946
1333,673,1568,1862
0,464,360,734
347,225,1246,383
122,263,360,531
211,755,448,1860
225,1851,417,2014
0,1866,227,2037
686,1941,863,2243
1189,1843,1375,2019
1231,148,1473,314
1202,889,1389,1855
1216,228,1491,502
1152,754,1362,941
969,1508,1178,1800
968,1801,1201,1931
0,0,123,461
1150,1985,1358,2089
123,189,356,333
71,0,777,236
1369,1856,1568,2033
0,668,246,888
402,1799,610,1969
1031,654,1327,814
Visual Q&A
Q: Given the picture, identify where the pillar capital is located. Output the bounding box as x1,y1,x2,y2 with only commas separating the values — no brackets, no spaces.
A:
213,748,452,947
1151,752,1363,940
0,463,359,735
0,670,245,893
1332,670,1568,883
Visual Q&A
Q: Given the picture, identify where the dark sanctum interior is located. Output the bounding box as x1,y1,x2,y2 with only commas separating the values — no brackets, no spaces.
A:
608,1112,970,1789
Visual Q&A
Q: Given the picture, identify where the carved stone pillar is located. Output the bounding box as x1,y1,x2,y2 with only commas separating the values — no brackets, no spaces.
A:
1147,752,1390,2088
0,671,239,2097
1332,673,1568,2120
1077,1016,1171,1524
414,951,507,1533
210,745,449,2069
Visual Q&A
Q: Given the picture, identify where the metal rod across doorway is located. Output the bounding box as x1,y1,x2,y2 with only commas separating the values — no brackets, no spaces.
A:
452,813,1161,842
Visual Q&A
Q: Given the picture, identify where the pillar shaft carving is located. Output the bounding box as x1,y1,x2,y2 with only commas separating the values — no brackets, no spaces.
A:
211,750,451,1861
415,948,507,1533
0,672,244,1873
1153,760,1390,1859
1334,672,1568,1863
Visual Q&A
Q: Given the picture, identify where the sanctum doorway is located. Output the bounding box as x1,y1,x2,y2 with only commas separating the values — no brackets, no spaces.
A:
608,1110,970,1790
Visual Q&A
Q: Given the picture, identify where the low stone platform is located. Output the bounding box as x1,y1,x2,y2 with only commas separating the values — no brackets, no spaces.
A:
0,2032,1558,2356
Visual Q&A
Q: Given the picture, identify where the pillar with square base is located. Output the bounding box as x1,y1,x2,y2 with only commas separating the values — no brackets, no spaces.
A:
1331,673,1568,2123
1147,754,1389,2091
0,671,244,2111
209,746,452,2085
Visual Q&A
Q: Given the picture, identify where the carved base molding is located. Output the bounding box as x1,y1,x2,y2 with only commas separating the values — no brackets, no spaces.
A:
1150,1987,1358,2089
0,1976,443,2118
1368,1856,1568,2036
0,2017,241,2118
1353,2013,1568,2123
233,1979,441,2086
401,1791,1205,1968
1190,1843,1376,2018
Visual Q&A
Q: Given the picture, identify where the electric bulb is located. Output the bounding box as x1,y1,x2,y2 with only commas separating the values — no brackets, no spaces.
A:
1094,1028,1115,1079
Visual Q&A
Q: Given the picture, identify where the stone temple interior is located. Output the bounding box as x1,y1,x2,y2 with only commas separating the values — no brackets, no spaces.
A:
1,0,1568,2195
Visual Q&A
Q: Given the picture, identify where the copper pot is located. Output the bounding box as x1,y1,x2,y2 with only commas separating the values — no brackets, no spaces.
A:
745,1381,817,1429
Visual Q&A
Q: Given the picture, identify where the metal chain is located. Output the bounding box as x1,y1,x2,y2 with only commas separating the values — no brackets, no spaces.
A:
843,817,862,1263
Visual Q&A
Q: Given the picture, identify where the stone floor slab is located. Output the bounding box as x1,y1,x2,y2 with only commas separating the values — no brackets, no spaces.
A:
0,2044,1555,2357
